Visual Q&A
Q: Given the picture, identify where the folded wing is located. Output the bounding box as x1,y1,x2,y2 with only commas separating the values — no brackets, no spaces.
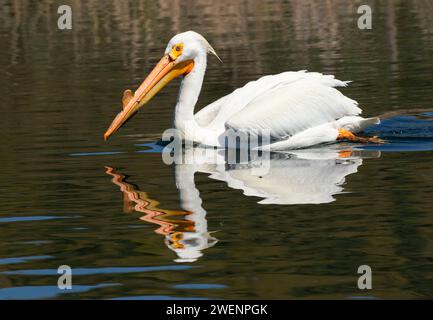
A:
226,71,361,139
195,71,362,140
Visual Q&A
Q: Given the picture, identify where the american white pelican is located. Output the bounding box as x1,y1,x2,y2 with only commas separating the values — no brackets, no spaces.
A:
104,31,382,149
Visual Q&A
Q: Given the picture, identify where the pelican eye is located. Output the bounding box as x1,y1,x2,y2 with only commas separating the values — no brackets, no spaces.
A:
169,43,184,60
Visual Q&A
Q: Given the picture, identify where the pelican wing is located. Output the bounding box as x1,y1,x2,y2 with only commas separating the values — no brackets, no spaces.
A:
215,71,361,140
195,71,325,129
195,95,229,127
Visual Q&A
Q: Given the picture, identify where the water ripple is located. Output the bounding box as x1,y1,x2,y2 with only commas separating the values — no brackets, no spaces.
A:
173,283,228,290
0,216,78,223
0,284,117,300
68,151,125,157
111,295,209,300
0,255,52,266
2,265,195,276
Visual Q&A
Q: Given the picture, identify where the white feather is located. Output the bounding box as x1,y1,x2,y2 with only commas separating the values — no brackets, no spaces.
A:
225,71,361,138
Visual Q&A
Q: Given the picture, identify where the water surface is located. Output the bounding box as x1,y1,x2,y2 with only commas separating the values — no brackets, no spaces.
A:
1,0,433,299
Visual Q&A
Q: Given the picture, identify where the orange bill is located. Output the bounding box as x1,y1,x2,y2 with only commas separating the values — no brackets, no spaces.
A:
104,55,194,140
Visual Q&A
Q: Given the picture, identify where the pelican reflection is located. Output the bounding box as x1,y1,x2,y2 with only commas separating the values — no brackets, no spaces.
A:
105,166,217,263
105,145,380,262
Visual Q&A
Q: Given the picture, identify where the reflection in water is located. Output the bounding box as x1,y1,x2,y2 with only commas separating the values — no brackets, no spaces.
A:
106,146,380,262
192,147,381,205
105,166,217,263
1,0,433,299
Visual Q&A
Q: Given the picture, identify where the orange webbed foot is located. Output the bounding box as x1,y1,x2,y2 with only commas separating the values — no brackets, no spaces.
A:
337,129,386,144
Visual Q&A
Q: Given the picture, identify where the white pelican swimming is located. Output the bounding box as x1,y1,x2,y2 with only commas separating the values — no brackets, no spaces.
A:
104,31,382,149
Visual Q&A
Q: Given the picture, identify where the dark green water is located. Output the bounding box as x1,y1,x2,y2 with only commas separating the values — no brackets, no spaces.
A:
1,0,433,299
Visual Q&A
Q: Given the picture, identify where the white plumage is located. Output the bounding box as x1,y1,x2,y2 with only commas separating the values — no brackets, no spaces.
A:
226,73,359,137
176,32,379,149
104,31,380,148
194,70,379,149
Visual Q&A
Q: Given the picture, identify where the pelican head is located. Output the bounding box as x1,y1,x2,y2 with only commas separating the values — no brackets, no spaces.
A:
104,31,220,140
